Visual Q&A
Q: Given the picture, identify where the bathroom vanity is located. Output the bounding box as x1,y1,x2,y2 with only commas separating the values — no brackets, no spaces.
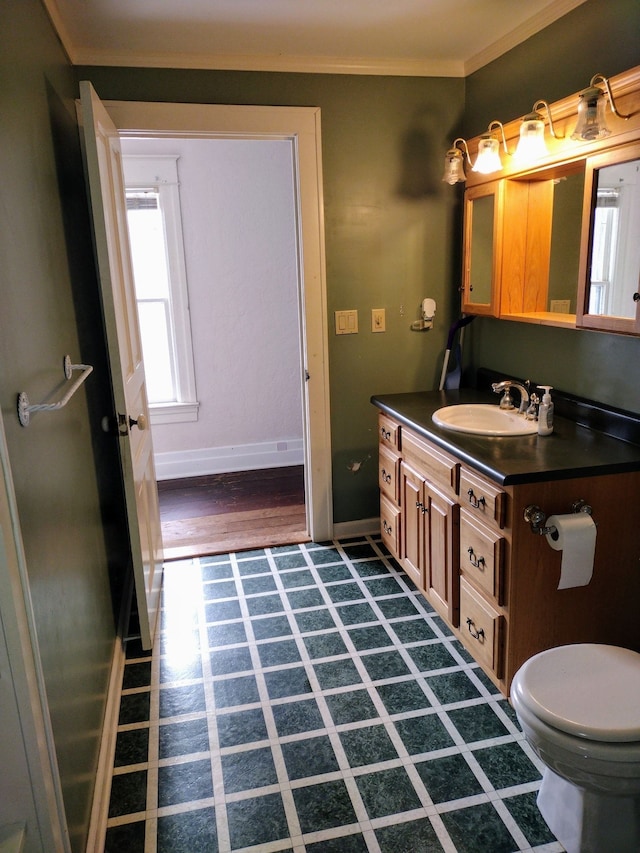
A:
372,386,640,696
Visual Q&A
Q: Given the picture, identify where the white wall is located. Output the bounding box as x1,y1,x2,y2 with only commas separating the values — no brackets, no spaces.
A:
121,136,304,478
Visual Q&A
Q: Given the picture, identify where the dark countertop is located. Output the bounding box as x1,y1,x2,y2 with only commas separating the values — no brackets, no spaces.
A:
371,389,640,486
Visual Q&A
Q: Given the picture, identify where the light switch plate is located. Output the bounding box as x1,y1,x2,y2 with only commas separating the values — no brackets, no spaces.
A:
371,308,385,332
335,309,358,334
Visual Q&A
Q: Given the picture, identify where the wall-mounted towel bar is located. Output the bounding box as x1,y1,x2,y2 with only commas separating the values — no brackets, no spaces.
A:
17,355,94,427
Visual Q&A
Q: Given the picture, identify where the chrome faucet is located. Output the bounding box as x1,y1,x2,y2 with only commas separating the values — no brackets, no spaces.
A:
491,380,530,414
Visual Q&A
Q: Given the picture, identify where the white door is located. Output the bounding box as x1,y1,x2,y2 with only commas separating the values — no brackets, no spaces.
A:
78,81,163,650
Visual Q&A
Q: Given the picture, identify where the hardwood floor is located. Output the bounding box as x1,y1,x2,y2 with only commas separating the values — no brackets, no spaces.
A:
158,466,308,560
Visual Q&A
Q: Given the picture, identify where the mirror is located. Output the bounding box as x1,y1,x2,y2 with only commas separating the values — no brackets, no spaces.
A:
464,187,496,310
547,170,585,314
586,156,640,319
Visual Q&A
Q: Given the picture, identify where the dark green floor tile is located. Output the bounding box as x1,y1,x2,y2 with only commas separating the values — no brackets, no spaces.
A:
430,614,454,635
355,766,422,818
406,642,456,672
104,820,145,852
347,624,393,650
264,666,313,699
221,746,278,794
272,698,325,736
281,734,339,779
207,621,247,648
325,582,364,603
314,658,362,689
393,712,454,755
448,703,510,743
273,552,308,570
210,646,253,675
257,638,301,667
503,791,557,846
451,638,475,663
360,650,411,681
108,769,147,817
114,727,149,767
157,806,218,853
414,753,483,803
376,680,431,714
242,574,277,595
226,792,289,849
205,600,242,622
389,618,437,643
339,724,398,767
341,543,378,560
118,691,151,725
201,561,233,580
426,670,481,704
351,558,389,577
303,631,348,659
308,547,342,565
474,666,502,694
157,759,213,807
246,593,285,616
376,817,444,853
122,661,152,690
499,697,521,727
159,684,206,718
336,602,377,625
237,557,271,575
124,638,152,660
250,614,292,640
292,779,357,833
440,801,517,853
160,655,203,684
294,608,336,632
306,833,368,852
364,576,404,597
286,587,326,609
324,689,378,724
203,579,237,600
376,597,420,619
212,674,260,708
316,563,353,582
473,741,541,789
158,717,210,759
279,569,314,587
216,707,268,748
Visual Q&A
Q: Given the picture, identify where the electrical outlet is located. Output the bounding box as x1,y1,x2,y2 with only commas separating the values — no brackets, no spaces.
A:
371,308,385,332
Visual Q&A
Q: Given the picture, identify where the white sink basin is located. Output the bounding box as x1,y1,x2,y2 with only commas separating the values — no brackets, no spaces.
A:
432,404,538,436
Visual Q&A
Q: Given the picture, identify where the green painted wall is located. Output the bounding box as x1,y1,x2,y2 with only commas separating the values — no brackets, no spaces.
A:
464,0,640,413
0,2,128,849
77,67,466,522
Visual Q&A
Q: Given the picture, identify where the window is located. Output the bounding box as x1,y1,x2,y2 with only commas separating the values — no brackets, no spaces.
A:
588,188,619,315
123,154,198,424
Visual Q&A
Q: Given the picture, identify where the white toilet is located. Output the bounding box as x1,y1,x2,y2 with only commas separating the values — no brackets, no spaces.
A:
510,643,640,853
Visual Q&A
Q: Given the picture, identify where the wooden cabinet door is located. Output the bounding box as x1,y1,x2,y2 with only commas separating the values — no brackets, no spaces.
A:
424,482,460,627
399,461,425,590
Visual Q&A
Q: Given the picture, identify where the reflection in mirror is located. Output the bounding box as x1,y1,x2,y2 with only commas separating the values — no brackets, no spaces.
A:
588,158,640,318
469,193,494,305
548,170,585,313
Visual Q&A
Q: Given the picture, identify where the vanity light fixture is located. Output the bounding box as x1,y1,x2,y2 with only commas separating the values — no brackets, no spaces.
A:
571,73,632,141
442,138,471,184
472,120,509,174
514,100,563,163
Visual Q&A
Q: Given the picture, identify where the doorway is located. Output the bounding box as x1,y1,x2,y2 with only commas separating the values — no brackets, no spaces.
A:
106,100,333,550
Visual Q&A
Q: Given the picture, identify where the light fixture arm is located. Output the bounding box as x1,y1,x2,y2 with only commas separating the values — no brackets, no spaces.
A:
590,74,632,120
530,100,563,139
487,120,509,154
451,137,472,165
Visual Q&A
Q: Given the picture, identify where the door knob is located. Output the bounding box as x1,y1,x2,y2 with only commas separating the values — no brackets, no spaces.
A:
129,413,148,431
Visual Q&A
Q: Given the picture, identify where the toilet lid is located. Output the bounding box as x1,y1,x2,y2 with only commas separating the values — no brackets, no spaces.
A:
514,644,640,742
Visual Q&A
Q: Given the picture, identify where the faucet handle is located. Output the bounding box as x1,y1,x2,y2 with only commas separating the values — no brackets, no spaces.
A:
499,390,514,410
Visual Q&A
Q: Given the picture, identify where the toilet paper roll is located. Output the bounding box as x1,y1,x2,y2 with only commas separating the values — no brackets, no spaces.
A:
546,513,597,589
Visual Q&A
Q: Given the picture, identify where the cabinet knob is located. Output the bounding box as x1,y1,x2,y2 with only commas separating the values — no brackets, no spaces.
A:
633,292,640,303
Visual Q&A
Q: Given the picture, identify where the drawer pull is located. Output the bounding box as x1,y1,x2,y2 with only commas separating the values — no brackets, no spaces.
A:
415,500,428,514
466,617,485,641
380,426,391,440
467,546,485,569
467,489,486,510
381,469,392,484
383,519,393,535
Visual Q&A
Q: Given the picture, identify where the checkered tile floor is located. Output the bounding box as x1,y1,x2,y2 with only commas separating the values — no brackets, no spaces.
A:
104,537,562,852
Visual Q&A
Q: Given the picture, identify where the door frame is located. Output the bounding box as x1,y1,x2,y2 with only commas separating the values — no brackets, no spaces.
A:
103,101,333,542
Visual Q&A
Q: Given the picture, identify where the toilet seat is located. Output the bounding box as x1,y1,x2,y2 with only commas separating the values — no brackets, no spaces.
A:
512,644,640,743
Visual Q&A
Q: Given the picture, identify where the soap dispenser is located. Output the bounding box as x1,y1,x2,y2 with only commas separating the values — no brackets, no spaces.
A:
537,386,554,436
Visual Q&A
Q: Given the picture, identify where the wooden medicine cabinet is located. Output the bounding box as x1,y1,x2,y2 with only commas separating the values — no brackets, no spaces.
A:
461,64,640,335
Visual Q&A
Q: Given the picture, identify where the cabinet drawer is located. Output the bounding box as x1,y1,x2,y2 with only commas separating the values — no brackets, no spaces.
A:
380,494,400,559
378,413,399,449
459,578,504,678
459,467,506,528
401,430,459,494
459,510,504,604
379,444,400,503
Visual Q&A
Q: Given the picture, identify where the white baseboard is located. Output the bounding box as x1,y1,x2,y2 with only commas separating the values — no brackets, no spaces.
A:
333,517,381,539
154,439,304,481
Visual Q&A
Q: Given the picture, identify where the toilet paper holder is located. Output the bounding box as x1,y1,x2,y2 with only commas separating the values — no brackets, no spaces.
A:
524,500,593,537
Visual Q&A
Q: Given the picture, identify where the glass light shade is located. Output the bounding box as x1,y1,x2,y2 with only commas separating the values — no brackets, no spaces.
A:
514,115,549,162
442,148,466,184
472,136,502,174
571,86,611,141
